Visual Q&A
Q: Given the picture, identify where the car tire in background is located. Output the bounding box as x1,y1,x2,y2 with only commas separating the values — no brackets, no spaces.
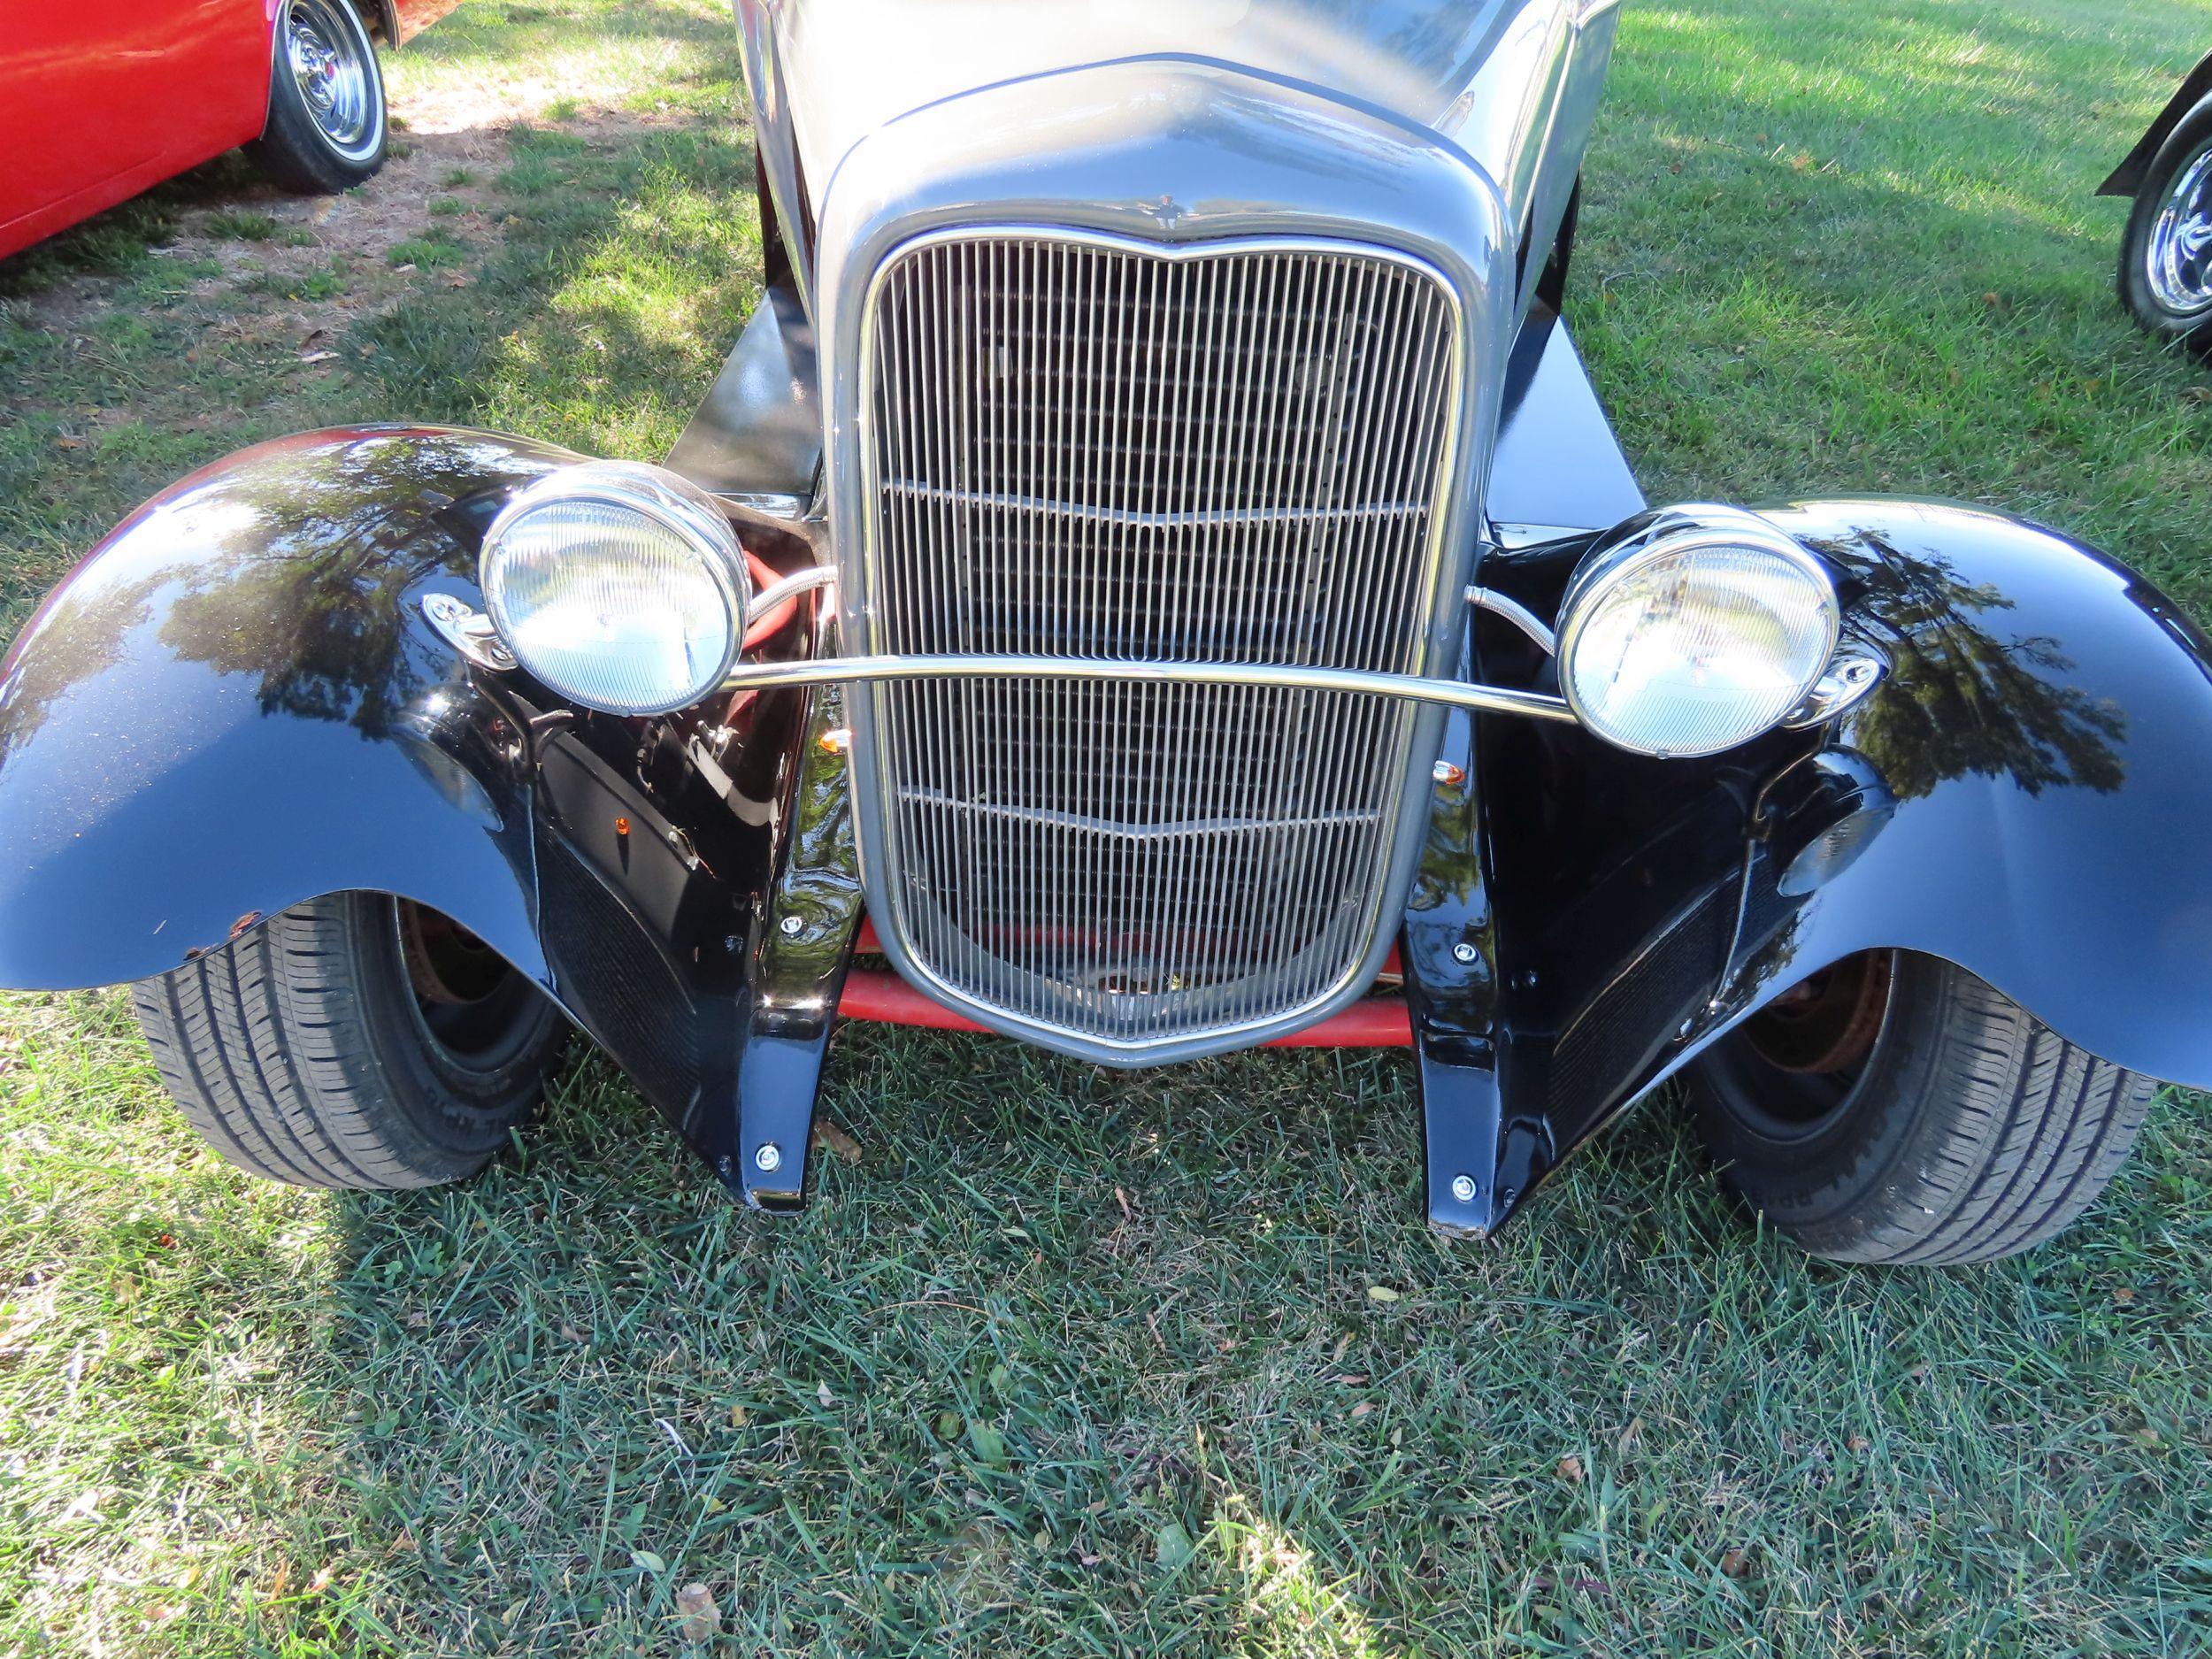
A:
2119,96,2212,351
132,894,565,1190
1686,950,2154,1265
249,0,389,194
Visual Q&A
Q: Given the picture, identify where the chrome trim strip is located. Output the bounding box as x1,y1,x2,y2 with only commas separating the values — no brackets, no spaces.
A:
1465,585,1558,654
720,652,1575,723
897,788,1384,844
879,478,1431,532
747,564,837,621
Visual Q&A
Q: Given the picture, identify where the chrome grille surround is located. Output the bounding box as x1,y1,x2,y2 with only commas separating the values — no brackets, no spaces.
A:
853,227,1467,1057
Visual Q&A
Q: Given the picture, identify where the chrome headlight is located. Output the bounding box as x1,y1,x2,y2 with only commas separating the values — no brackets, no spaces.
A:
480,461,749,717
1555,506,1839,758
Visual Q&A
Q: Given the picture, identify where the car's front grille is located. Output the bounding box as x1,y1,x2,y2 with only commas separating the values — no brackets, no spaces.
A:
856,229,1462,1052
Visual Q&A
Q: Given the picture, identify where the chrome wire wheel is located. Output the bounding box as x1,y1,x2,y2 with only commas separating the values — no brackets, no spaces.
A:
2147,144,2212,319
281,0,381,163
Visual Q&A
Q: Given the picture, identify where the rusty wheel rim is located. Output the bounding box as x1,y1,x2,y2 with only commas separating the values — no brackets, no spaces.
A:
393,899,538,1068
1708,949,1902,1133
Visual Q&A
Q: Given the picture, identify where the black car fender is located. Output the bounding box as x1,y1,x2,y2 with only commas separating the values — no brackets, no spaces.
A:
0,426,584,995
0,424,858,1203
1448,498,2212,1228
2100,50,2212,198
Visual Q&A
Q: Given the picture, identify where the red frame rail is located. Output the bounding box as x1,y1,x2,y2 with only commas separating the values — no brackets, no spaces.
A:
837,920,1414,1048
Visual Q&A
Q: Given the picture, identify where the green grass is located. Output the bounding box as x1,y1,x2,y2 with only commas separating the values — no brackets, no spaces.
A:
3,1,2211,1655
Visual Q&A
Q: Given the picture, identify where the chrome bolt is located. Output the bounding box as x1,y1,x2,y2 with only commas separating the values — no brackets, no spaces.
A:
1450,1173,1478,1203
1451,942,1479,964
780,915,803,937
753,1142,782,1173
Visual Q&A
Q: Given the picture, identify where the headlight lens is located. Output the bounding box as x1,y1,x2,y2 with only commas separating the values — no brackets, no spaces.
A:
1556,507,1839,758
480,462,748,717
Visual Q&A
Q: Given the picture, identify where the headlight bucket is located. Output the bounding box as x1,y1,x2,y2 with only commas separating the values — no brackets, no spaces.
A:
1555,505,1840,758
480,461,750,717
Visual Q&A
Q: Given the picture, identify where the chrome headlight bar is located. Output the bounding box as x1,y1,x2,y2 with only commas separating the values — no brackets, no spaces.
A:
434,479,1886,749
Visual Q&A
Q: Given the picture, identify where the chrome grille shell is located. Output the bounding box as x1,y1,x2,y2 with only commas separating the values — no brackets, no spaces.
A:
851,227,1468,1058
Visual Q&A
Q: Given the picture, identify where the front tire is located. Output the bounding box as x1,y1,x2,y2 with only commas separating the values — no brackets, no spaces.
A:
133,895,563,1190
1687,951,2154,1265
2119,97,2212,350
248,0,388,194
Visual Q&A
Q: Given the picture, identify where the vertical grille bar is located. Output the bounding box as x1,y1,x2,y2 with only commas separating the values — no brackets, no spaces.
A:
859,232,1463,1049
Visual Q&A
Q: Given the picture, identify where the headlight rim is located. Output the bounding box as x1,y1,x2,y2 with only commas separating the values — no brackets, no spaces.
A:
1555,504,1842,760
480,460,751,718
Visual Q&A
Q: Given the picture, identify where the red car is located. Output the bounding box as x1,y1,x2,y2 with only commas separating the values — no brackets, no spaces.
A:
0,1,451,263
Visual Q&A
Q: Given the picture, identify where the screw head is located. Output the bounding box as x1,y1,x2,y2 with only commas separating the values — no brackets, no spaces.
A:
780,914,803,937
1450,1173,1478,1203
753,1142,782,1173
1451,941,1479,964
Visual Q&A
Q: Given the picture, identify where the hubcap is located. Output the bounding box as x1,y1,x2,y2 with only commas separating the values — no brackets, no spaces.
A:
283,0,377,160
2147,147,2212,318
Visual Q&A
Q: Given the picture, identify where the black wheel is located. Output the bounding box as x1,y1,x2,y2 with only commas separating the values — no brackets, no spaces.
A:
2119,96,2212,350
247,0,388,194
1687,950,2154,1265
132,894,564,1190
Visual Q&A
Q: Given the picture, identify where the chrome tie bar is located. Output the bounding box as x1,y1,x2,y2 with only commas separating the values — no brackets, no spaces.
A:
718,652,1577,723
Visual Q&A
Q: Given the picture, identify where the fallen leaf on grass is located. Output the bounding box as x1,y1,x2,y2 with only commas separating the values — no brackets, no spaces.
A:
632,1549,667,1575
1847,1435,1870,1454
817,1380,835,1408
966,1419,1008,1467
1365,1286,1400,1303
674,1583,720,1644
298,349,339,365
810,1118,862,1164
1556,1455,1584,1486
1720,1548,1753,1579
1155,1520,1194,1570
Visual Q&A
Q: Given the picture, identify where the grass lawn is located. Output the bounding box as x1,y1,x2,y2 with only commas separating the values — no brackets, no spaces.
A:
3,1,2210,1653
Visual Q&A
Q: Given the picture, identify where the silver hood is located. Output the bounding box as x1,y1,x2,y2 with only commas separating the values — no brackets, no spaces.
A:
747,0,1603,198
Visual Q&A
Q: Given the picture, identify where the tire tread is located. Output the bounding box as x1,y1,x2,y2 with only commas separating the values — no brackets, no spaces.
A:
1694,956,2154,1266
132,896,553,1191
